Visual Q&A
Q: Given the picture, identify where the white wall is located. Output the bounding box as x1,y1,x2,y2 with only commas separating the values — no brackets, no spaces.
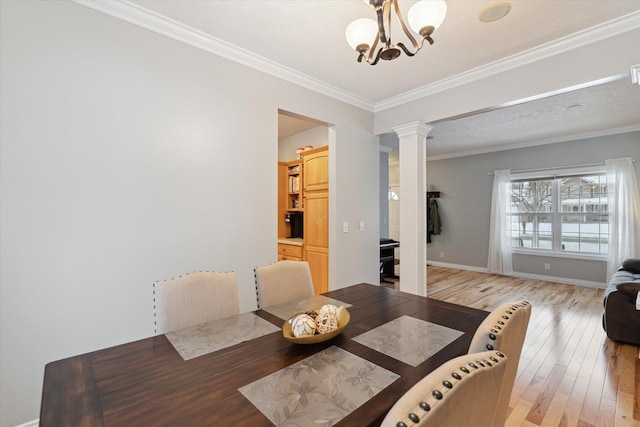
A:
0,1,379,425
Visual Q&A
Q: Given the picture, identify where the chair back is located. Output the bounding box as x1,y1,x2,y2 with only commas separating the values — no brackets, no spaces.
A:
254,260,314,308
153,271,239,334
381,350,508,427
468,301,531,426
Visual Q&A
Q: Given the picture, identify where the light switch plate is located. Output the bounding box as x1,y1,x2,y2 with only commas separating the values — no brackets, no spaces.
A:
342,221,348,233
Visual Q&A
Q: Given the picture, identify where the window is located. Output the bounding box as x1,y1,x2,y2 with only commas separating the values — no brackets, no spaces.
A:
509,173,608,255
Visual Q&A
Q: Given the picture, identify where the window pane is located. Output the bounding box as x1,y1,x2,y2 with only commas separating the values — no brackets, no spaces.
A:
510,214,552,249
561,175,608,213
510,174,608,254
511,180,553,213
561,213,608,253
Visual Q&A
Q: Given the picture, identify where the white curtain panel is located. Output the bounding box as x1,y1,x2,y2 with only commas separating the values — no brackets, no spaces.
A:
606,157,640,280
487,169,513,275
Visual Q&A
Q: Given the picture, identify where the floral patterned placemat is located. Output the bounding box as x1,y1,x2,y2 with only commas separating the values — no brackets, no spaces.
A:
165,312,280,361
239,345,399,426
351,315,464,367
262,295,352,321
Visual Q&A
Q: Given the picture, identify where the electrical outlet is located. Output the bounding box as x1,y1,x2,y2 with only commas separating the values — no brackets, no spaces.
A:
440,252,444,258
342,221,349,233
359,221,365,231
544,263,551,270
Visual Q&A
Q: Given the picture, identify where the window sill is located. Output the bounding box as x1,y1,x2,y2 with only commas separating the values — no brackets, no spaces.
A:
512,248,606,262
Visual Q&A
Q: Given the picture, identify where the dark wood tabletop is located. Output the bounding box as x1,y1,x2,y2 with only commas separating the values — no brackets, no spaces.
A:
40,283,488,426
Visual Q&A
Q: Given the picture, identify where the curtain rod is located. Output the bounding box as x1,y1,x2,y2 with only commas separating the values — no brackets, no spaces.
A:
488,158,635,175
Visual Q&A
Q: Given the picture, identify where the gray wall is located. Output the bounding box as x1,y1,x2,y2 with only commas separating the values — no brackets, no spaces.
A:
0,2,379,425
426,131,640,284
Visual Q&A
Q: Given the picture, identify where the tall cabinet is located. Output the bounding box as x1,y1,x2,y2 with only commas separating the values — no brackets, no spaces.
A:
302,146,329,294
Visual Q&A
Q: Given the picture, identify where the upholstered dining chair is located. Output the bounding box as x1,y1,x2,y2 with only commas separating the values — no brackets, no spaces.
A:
153,271,239,334
381,350,509,427
468,301,532,426
254,260,314,308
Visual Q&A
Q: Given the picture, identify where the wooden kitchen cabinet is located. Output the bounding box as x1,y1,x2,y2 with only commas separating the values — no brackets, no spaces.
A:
277,243,303,261
302,146,329,294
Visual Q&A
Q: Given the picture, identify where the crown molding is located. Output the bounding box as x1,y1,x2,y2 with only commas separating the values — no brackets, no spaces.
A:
375,10,640,112
426,124,640,161
71,0,375,112
72,1,638,115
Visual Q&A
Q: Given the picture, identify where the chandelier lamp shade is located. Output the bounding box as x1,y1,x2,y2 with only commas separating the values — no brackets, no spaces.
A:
346,0,447,65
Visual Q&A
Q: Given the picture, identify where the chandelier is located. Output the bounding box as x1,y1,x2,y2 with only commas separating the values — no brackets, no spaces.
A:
345,0,447,65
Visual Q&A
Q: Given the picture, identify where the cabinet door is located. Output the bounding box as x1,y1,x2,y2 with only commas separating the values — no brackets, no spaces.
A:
303,149,329,192
306,249,328,294
304,190,328,293
304,191,328,249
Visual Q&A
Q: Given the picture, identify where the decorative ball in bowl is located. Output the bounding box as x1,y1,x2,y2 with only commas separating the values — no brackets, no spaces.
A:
283,304,350,344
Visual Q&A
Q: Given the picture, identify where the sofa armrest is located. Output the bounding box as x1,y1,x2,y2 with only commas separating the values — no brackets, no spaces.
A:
615,281,640,298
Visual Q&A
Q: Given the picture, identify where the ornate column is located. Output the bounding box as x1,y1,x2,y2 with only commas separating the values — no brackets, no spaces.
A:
393,122,432,296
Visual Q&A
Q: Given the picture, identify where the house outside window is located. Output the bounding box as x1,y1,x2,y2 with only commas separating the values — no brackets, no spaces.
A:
509,173,608,255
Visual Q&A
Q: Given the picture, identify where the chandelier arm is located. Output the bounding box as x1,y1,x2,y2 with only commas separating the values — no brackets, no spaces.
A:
382,0,392,46
397,42,417,57
375,7,388,45
365,33,381,63
369,47,384,66
392,0,419,50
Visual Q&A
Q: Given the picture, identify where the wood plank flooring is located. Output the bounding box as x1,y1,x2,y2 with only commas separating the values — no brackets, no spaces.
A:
382,266,639,427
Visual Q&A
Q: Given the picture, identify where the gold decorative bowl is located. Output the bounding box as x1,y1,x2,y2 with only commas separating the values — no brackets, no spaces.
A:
282,308,350,344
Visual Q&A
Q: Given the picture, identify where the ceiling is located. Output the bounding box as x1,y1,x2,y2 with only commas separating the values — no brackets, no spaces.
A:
103,0,640,156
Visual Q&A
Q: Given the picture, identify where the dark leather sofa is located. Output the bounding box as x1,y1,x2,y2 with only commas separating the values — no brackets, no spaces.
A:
602,258,640,346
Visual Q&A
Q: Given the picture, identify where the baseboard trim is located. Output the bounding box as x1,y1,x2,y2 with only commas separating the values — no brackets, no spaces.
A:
14,419,38,427
513,272,606,290
426,261,606,289
426,260,489,273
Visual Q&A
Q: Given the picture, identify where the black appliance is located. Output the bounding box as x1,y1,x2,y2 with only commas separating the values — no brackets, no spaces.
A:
285,212,303,238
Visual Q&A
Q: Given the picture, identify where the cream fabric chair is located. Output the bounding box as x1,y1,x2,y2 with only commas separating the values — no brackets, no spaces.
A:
254,260,314,308
381,350,509,427
468,301,532,426
153,271,239,334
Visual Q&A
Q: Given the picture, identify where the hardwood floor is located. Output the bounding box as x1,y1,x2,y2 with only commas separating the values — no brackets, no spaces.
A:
382,266,639,427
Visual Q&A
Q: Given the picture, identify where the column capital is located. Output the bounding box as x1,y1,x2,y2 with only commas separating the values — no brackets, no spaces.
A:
392,122,433,139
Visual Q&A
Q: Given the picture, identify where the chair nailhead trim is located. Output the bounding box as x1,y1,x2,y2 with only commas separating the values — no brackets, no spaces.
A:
486,344,494,350
489,333,497,340
396,352,506,426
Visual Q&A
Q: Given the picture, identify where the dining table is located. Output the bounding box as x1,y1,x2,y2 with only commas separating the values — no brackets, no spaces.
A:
40,283,488,426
